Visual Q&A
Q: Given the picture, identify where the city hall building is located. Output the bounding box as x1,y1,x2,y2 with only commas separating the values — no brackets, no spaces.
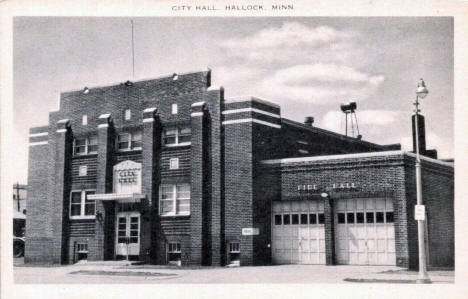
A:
25,70,454,269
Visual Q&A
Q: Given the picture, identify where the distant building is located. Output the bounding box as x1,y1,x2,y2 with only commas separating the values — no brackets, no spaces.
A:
13,183,27,237
25,70,453,269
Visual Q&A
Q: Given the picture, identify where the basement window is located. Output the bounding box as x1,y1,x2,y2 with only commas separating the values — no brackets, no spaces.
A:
167,242,181,266
75,243,88,261
229,242,240,266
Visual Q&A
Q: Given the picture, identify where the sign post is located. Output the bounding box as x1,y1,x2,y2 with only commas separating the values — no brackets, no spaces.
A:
415,205,426,221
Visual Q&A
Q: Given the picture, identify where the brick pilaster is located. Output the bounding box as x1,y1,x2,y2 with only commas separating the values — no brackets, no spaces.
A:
140,108,161,263
206,88,224,266
51,119,73,264
189,101,206,265
89,114,114,261
324,196,336,265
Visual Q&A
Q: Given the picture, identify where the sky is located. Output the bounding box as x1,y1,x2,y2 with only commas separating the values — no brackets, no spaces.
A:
13,17,454,184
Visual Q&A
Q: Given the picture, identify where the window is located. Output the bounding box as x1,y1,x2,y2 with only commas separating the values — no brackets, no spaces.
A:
163,126,191,146
169,158,179,170
318,213,325,224
347,213,355,224
300,214,308,224
292,214,299,225
168,242,181,265
73,136,97,156
70,190,95,219
376,212,385,223
309,213,317,224
82,115,88,126
171,103,178,115
117,131,142,151
356,212,365,223
366,212,374,223
75,243,88,261
338,213,345,224
386,212,394,223
79,165,87,177
274,215,282,225
159,184,190,216
283,214,290,225
229,242,240,265
124,109,131,120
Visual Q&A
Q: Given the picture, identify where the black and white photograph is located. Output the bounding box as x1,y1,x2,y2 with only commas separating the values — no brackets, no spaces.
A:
1,1,467,298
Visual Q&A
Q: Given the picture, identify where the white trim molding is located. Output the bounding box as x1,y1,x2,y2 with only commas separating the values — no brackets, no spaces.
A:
56,129,67,133
29,132,48,138
97,123,109,128
262,150,454,168
142,118,154,123
222,107,280,118
222,118,281,129
224,96,280,109
191,101,206,107
99,113,111,119
29,141,48,147
143,107,157,113
191,112,204,117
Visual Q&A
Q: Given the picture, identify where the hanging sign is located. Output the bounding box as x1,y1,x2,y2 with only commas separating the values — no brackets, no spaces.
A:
113,160,142,194
414,205,426,220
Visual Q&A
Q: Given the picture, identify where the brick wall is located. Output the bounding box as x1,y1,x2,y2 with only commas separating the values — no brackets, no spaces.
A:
26,71,214,265
259,152,453,268
404,156,454,269
25,126,54,263
261,153,410,267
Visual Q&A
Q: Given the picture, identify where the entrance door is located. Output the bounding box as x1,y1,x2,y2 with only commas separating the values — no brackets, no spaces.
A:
272,200,326,264
115,211,140,258
335,198,396,265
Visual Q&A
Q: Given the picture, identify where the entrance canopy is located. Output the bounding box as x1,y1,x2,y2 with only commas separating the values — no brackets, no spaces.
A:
87,193,146,203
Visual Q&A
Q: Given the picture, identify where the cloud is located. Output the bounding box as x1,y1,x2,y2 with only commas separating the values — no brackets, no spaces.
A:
220,23,356,64
400,133,453,159
257,64,385,104
212,65,262,86
321,110,400,134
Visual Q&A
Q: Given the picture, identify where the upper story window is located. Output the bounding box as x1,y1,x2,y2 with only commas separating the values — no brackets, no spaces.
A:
124,109,131,120
70,190,95,219
117,131,142,151
159,184,190,216
73,136,98,156
163,126,191,147
171,104,178,115
82,115,88,126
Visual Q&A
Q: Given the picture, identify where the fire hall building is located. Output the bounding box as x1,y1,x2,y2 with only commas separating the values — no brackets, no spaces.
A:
25,70,454,269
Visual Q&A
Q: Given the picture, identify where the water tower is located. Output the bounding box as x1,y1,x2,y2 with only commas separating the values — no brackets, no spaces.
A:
340,101,361,139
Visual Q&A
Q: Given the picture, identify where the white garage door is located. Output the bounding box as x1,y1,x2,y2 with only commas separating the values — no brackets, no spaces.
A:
335,198,396,265
272,200,326,264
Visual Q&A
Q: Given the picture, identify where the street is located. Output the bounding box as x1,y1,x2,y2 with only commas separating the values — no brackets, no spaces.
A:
13,258,454,284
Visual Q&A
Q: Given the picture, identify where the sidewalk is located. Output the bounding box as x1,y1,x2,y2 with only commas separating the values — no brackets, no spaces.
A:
14,258,454,284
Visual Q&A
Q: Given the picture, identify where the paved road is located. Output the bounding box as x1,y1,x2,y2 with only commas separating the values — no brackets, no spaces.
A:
13,259,454,284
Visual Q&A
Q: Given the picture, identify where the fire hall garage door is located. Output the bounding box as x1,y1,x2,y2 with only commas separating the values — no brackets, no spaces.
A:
272,201,326,264
335,198,396,265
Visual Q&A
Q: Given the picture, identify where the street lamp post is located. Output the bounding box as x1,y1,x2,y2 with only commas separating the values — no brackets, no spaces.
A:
414,78,431,284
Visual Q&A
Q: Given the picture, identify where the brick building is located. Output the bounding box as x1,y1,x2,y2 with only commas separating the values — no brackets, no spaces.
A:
25,70,454,268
